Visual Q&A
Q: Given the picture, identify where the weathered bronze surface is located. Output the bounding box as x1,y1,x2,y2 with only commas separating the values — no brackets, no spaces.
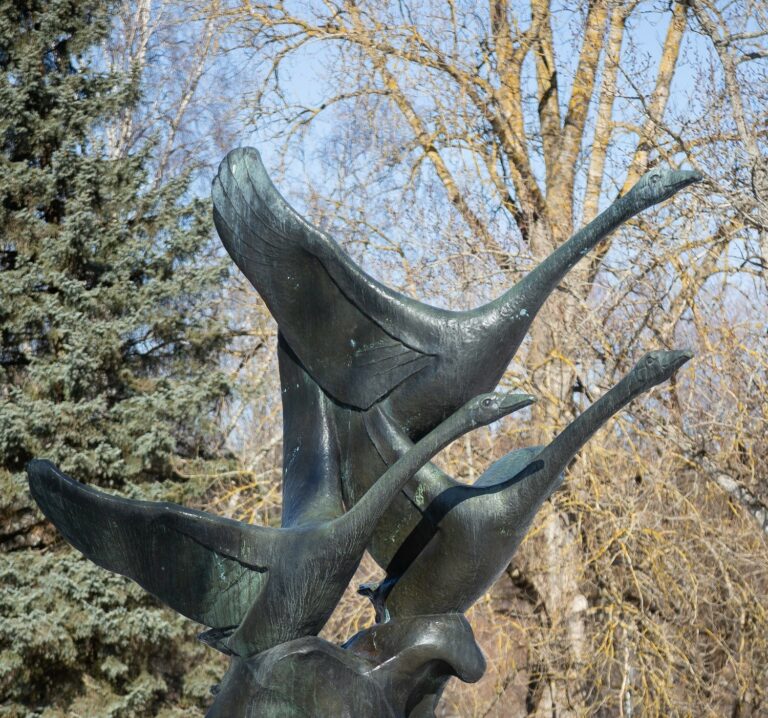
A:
359,350,692,619
28,147,699,716
207,614,484,717
212,147,700,567
28,390,531,659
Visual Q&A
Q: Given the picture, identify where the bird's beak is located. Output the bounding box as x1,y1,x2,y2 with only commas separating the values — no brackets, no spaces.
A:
666,349,694,373
668,169,703,192
500,393,536,414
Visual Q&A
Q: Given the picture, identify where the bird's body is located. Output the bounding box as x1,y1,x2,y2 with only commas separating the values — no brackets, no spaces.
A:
212,148,701,565
277,335,345,527
28,391,534,657
361,350,693,619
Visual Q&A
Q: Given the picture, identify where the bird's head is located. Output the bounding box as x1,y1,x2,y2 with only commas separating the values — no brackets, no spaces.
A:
627,349,693,391
625,166,702,209
466,391,536,428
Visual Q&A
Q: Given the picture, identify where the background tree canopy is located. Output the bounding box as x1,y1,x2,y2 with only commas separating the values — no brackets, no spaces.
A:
1,0,766,716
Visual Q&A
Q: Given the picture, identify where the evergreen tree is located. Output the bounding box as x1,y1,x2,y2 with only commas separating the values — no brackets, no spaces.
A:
0,2,230,713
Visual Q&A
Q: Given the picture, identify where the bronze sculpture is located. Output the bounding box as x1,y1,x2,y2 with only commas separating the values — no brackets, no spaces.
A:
28,390,531,658
212,147,700,567
208,614,485,717
28,147,699,716
359,349,692,619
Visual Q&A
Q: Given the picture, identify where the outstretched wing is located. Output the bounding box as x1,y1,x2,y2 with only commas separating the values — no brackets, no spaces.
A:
212,147,439,409
27,460,271,630
472,446,545,489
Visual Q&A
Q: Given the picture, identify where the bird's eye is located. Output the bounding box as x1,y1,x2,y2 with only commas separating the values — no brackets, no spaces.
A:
482,398,493,408
650,173,660,184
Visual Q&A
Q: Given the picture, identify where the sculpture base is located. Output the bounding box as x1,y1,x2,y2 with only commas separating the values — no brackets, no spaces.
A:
207,614,485,717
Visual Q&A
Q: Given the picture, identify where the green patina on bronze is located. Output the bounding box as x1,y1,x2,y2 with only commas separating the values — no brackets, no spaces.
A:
27,146,699,717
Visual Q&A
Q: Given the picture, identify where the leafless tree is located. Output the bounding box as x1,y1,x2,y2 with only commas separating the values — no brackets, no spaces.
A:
138,0,767,713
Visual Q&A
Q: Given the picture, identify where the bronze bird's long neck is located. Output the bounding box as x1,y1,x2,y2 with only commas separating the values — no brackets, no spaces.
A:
341,407,477,539
480,192,639,352
493,371,643,524
533,369,643,489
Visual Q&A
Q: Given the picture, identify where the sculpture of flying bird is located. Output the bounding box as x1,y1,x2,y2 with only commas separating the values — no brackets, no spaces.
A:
359,349,693,620
27,391,533,659
212,148,702,563
207,614,485,717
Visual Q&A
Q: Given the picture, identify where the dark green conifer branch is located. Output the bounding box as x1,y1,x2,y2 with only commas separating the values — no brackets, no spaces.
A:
0,2,231,712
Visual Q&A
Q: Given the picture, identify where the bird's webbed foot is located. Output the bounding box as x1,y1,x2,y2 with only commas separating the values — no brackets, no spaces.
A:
357,576,398,624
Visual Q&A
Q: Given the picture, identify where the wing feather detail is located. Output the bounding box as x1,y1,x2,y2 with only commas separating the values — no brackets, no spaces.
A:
212,147,438,409
27,460,270,629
